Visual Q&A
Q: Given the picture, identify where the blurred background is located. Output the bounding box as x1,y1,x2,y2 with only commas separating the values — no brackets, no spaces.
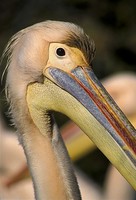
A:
0,0,136,199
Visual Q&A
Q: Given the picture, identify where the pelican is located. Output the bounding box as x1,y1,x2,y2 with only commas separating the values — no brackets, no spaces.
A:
4,20,136,199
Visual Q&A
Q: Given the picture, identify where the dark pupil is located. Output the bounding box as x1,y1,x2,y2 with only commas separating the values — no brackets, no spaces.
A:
56,48,65,56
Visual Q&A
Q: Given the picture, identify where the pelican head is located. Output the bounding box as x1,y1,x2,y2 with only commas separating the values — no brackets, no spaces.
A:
5,20,136,191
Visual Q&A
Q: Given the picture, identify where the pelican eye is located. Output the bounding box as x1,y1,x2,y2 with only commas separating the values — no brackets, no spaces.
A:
56,48,66,57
